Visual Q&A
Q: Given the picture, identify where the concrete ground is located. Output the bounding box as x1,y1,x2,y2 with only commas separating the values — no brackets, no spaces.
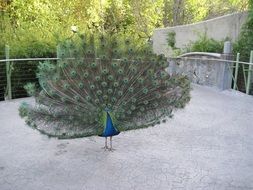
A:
0,84,253,190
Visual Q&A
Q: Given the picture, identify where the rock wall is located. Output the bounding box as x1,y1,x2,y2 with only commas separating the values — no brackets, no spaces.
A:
153,12,248,57
167,53,232,90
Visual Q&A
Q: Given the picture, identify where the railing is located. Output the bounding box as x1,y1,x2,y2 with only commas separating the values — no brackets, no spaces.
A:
170,51,253,95
0,45,252,101
0,45,58,101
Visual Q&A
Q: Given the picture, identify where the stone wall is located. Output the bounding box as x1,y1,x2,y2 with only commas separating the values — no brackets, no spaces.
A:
167,53,232,90
153,12,248,57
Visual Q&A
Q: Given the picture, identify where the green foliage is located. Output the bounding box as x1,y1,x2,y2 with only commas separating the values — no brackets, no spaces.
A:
20,33,191,139
0,0,248,58
167,31,176,49
233,0,253,61
185,32,228,53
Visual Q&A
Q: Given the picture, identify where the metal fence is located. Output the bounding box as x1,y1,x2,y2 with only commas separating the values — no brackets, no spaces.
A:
173,52,253,95
0,45,58,101
0,46,252,101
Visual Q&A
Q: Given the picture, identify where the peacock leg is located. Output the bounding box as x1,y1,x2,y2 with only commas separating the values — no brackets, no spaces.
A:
101,137,108,150
108,136,115,151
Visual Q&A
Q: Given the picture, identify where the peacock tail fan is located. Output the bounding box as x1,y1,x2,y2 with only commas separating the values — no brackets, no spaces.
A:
19,33,191,139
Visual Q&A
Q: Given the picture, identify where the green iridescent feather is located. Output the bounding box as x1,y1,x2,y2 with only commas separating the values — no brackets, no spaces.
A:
19,33,191,139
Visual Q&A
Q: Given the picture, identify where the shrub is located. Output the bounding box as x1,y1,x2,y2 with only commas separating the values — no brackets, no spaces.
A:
185,32,228,53
167,31,176,49
233,2,253,61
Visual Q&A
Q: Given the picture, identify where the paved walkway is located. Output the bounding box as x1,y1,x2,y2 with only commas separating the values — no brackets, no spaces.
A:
0,85,253,190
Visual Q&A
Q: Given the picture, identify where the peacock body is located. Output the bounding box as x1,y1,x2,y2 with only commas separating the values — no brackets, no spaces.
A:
19,33,191,140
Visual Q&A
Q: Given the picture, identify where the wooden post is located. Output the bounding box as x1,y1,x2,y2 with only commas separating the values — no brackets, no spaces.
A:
246,51,253,95
5,45,12,100
56,45,61,74
233,53,240,90
220,41,233,90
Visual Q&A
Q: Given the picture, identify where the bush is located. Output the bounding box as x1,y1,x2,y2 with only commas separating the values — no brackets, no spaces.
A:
184,32,229,53
233,2,253,61
167,31,176,49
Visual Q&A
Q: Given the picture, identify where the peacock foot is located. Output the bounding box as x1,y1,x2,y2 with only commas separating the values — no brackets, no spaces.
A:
108,148,116,152
101,146,109,150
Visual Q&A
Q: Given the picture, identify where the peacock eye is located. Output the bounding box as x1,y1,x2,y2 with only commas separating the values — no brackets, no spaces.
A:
86,96,91,101
123,77,129,84
112,62,119,67
148,69,154,74
127,110,132,115
102,69,108,75
122,58,128,63
74,95,80,101
97,90,102,95
161,71,167,78
91,62,97,68
155,93,161,99
70,70,77,78
90,85,95,89
63,83,70,90
83,71,89,78
128,87,134,93
130,66,137,73
113,82,119,87
153,80,159,86
107,89,113,94
138,78,144,84
53,75,59,82
78,82,84,89
101,55,107,60
101,81,107,87
142,88,148,94
131,98,136,103
95,76,101,81
118,91,123,96
130,105,136,110
118,69,124,75
108,75,114,81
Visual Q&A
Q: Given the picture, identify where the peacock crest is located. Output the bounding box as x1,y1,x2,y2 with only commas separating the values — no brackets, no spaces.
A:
19,33,191,139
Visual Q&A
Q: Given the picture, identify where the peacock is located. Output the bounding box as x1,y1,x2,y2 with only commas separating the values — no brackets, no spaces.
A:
19,33,191,151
